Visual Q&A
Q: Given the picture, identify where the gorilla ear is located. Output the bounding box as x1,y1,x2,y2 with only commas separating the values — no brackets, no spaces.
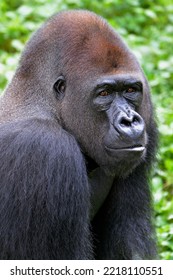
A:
53,76,66,100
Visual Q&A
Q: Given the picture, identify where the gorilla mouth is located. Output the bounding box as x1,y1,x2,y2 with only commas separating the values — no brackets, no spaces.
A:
105,144,145,152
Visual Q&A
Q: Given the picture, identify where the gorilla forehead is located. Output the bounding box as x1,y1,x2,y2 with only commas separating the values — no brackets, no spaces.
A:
20,10,142,83
35,10,138,72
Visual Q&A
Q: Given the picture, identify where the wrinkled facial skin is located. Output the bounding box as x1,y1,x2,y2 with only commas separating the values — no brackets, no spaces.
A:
93,75,146,157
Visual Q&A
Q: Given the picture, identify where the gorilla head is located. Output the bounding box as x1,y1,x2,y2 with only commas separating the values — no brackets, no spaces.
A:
6,10,151,176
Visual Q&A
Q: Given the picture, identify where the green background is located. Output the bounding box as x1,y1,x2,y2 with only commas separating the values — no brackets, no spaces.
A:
0,0,173,259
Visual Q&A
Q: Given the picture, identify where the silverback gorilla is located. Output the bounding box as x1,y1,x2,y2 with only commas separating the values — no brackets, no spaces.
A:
0,10,158,259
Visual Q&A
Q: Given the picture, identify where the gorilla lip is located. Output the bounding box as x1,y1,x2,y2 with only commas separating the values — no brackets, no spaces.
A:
105,145,145,152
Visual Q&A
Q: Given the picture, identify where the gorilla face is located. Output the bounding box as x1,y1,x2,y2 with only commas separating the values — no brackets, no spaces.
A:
60,73,148,176
93,74,147,158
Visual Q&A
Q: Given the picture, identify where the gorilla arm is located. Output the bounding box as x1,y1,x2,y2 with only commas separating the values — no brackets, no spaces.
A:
0,118,92,259
92,165,157,260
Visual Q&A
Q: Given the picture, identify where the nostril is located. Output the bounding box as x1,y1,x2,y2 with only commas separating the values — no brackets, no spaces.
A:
133,116,141,125
120,118,132,127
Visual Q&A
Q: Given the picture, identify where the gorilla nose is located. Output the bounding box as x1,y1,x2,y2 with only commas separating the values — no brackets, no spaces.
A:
116,112,145,140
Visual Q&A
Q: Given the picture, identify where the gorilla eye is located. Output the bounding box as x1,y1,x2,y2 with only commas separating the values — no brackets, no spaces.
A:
99,91,110,97
126,87,136,93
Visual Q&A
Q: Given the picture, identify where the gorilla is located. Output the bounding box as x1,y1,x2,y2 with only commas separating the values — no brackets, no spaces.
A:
0,10,157,260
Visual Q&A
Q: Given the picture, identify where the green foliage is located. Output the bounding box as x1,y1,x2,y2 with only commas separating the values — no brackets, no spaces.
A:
0,0,172,259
